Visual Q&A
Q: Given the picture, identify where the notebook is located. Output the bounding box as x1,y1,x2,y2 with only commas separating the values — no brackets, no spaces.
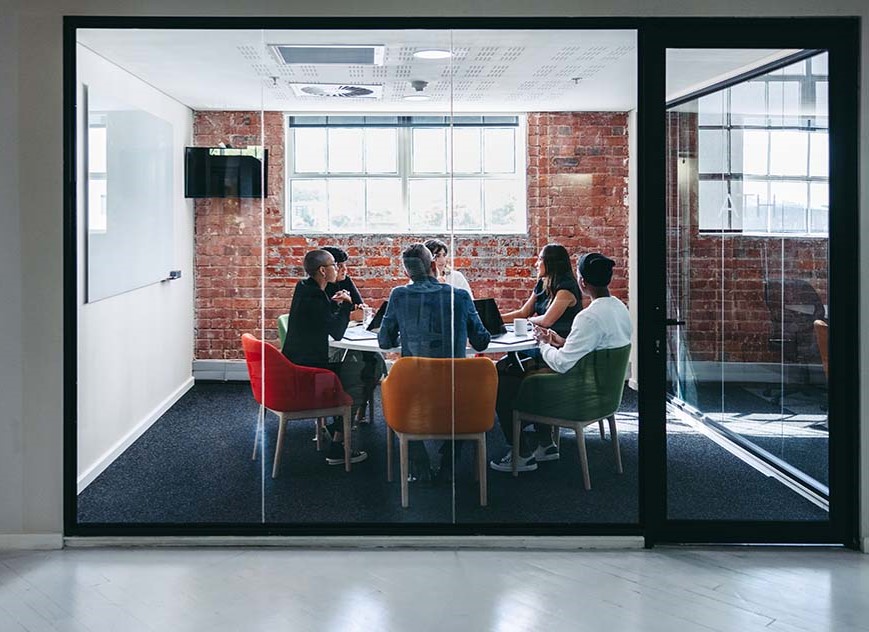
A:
341,301,388,340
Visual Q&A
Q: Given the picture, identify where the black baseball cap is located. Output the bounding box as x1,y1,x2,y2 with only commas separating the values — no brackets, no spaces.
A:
578,252,615,286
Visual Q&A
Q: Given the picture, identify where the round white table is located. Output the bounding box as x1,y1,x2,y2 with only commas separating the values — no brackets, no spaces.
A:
329,333,539,355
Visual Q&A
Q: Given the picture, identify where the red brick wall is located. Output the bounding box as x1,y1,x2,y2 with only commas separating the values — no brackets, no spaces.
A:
194,111,630,360
666,112,828,364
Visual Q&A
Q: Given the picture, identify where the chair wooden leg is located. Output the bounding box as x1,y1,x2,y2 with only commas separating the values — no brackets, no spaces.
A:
272,413,286,478
608,415,623,474
251,411,261,460
478,435,487,507
512,411,521,477
399,434,409,507
342,406,352,472
576,425,591,490
386,426,394,482
598,418,606,440
315,417,323,452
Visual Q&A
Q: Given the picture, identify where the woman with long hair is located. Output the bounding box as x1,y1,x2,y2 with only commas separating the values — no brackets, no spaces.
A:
501,243,581,338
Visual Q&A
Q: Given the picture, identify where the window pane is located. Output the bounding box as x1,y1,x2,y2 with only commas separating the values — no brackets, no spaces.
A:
811,52,828,76
366,179,403,230
87,178,107,232
730,81,766,126
451,179,483,230
698,92,725,126
413,128,446,173
294,128,326,173
409,179,447,230
450,128,481,173
809,132,828,177
290,179,328,230
483,128,515,173
768,81,801,126
769,130,808,177
328,179,365,231
815,81,829,123
770,181,808,232
328,128,363,173
365,128,397,173
698,129,726,174
741,180,769,232
742,130,769,175
698,179,728,231
484,180,520,230
809,182,829,233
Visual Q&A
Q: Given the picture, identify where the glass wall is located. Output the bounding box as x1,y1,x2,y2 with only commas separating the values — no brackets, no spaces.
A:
666,50,830,521
74,25,640,531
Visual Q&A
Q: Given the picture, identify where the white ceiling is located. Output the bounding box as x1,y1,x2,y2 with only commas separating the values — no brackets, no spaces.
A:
77,28,794,113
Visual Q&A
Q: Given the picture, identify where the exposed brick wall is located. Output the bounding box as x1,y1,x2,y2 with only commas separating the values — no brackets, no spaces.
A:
194,111,630,360
666,112,828,364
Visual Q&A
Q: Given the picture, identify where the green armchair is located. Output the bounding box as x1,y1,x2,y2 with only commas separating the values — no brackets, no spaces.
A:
511,344,630,489
277,314,289,349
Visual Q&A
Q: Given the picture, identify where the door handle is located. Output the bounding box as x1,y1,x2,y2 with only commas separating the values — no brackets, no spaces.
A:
665,318,686,326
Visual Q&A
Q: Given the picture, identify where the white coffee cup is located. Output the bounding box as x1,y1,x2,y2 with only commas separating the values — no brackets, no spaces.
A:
513,318,529,335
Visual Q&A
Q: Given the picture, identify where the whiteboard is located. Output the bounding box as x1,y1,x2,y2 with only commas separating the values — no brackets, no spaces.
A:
86,87,174,302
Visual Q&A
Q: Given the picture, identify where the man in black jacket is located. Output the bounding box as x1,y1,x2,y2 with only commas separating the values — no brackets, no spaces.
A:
282,249,367,465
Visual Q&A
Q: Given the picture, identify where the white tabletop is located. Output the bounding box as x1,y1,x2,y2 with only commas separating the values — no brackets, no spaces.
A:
330,330,539,355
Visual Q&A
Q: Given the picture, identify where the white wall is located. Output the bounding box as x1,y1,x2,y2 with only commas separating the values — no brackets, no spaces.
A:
1,0,866,547
75,46,195,491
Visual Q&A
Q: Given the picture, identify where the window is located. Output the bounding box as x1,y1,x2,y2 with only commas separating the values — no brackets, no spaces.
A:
86,114,108,233
697,53,828,236
285,115,527,234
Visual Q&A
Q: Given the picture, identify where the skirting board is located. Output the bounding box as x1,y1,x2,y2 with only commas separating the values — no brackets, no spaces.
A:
0,534,63,550
64,535,644,550
193,359,249,381
76,377,195,494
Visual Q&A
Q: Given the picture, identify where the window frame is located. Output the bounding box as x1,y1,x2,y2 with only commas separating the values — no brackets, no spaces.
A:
283,113,528,235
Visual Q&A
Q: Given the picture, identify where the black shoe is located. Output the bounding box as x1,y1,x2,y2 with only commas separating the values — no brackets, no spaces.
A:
325,443,368,465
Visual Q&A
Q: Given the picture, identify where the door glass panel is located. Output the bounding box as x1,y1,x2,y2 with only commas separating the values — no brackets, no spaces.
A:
666,49,829,521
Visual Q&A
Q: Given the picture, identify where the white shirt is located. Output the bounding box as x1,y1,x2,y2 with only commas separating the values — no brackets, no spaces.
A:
444,270,473,300
539,296,632,374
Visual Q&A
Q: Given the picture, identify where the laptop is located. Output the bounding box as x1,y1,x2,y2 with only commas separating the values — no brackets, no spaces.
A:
341,301,388,340
473,298,534,345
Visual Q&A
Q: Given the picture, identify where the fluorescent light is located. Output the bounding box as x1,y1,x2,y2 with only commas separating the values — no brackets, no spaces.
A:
402,94,431,101
413,49,452,60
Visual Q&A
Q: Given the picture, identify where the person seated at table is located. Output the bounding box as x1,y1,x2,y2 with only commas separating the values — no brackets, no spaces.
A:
424,238,474,300
322,245,385,424
378,243,490,358
379,243,491,481
282,248,368,465
322,246,365,321
501,243,582,342
490,252,632,473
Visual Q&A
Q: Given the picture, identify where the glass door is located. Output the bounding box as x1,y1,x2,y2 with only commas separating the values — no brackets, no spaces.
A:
640,19,858,545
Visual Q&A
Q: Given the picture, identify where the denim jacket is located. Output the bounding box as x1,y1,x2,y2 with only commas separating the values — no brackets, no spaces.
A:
378,277,491,358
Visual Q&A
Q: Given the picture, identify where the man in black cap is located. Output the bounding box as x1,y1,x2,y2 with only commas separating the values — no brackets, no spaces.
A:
490,251,632,473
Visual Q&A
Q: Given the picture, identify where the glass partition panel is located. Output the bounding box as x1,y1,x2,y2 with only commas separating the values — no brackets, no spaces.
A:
75,29,267,525
666,49,829,522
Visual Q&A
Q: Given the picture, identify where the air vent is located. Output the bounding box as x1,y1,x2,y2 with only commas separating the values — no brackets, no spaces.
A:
272,45,385,66
289,83,383,99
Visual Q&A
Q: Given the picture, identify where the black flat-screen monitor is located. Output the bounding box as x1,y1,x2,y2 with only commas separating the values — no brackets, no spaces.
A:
184,147,268,198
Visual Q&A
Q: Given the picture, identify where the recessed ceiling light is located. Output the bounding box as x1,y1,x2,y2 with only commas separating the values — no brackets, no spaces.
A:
413,49,452,60
402,94,431,101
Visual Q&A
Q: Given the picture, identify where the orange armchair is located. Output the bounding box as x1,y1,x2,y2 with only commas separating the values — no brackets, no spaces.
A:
381,357,497,507
241,334,354,475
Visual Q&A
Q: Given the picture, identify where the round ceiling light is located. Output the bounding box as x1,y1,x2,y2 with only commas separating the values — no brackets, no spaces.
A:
413,49,452,60
402,94,431,101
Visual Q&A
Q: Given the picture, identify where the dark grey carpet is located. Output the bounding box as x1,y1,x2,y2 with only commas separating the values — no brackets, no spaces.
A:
77,382,826,526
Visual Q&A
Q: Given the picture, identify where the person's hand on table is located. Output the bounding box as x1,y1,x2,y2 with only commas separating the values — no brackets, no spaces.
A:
533,325,564,348
331,290,352,304
349,302,366,321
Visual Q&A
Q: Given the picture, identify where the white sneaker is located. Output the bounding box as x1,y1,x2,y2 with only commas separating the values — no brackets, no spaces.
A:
490,450,538,472
533,443,560,462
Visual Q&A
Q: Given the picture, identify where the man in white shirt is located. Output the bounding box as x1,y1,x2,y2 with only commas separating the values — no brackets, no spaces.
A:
490,252,632,473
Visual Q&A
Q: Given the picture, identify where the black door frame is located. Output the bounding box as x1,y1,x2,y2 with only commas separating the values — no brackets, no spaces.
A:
637,17,860,547
63,16,860,544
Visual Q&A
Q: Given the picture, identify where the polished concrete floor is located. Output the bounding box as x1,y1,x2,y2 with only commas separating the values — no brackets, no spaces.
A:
1,546,867,631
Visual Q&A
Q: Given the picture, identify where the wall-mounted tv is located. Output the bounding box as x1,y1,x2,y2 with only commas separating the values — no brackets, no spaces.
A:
184,147,268,198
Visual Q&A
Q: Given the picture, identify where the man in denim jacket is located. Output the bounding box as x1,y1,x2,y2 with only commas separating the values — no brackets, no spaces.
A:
378,243,491,358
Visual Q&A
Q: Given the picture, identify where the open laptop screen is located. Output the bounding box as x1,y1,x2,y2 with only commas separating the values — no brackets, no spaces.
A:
473,298,507,336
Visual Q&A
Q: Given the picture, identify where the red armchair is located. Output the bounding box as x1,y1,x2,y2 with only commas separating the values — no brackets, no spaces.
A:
241,334,354,475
